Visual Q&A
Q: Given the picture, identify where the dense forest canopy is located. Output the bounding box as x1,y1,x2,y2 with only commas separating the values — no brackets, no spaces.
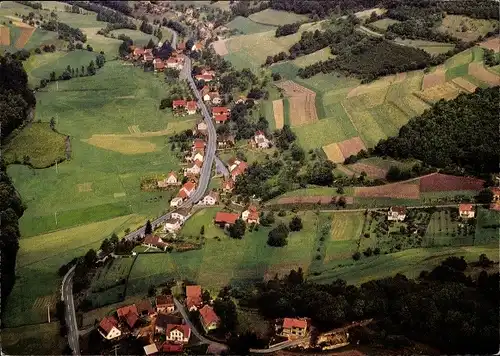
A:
374,87,499,176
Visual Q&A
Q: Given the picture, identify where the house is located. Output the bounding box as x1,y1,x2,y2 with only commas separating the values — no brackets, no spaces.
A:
164,218,182,234
491,187,500,201
166,56,184,70
201,191,218,205
185,285,202,311
177,42,186,51
195,120,208,135
143,235,168,251
143,343,158,356
143,49,154,62
195,73,213,82
221,179,234,193
156,295,175,314
387,206,406,221
228,159,248,180
212,107,230,117
179,181,196,197
242,205,260,224
192,150,204,162
192,42,203,51
253,131,271,149
171,207,191,223
203,91,221,104
281,318,308,339
214,211,239,228
201,69,216,76
459,204,475,219
192,139,206,151
172,100,187,109
217,134,235,148
117,304,139,329
490,202,500,211
161,343,183,353
166,324,191,343
185,160,202,176
98,316,121,340
155,313,184,334
137,299,154,317
235,96,247,104
170,196,184,208
214,113,228,124
201,85,210,96
158,172,178,188
153,58,165,72
133,47,145,58
186,101,198,115
199,305,220,333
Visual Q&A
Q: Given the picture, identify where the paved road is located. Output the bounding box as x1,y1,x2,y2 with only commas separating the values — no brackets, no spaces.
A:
61,266,79,355
173,298,228,352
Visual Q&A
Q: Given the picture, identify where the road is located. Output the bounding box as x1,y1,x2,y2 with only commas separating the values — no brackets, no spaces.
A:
249,337,309,354
165,27,178,49
173,298,228,352
61,266,79,355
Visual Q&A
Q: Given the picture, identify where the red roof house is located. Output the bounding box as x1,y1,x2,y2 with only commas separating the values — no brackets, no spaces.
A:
98,316,121,339
222,179,235,192
156,295,175,313
459,204,475,218
161,343,183,353
166,324,191,343
185,285,202,311
214,212,239,227
212,107,229,116
199,305,220,332
214,113,228,124
242,205,259,224
281,317,308,339
193,139,205,150
186,101,198,114
137,299,154,316
173,100,187,109
117,304,139,329
143,235,168,251
195,73,213,82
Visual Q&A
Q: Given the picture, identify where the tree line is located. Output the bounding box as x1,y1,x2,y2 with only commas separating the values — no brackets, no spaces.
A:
275,22,301,37
269,0,379,19
40,20,87,43
15,1,42,10
60,1,136,29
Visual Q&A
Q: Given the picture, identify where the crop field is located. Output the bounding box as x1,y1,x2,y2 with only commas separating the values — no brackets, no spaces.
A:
275,80,318,126
369,18,400,32
468,62,500,86
451,77,477,93
273,186,354,198
109,29,158,46
3,214,144,327
323,142,345,163
419,173,485,192
291,47,333,68
126,210,320,294
422,65,446,89
416,82,464,103
211,39,228,56
355,182,420,199
249,9,309,26
394,38,455,55
225,16,276,35
3,122,67,168
478,37,500,52
0,25,10,45
272,99,284,129
1,322,66,355
438,15,499,42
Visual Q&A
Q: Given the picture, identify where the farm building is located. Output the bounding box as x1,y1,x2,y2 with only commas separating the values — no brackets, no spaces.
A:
173,100,187,109
161,343,183,353
214,211,239,228
459,204,475,219
199,305,220,333
185,285,203,311
280,318,308,340
116,304,139,329
186,101,198,114
165,324,191,343
195,73,213,82
156,295,175,314
98,316,121,340
217,134,236,148
143,235,169,251
143,343,158,356
171,208,191,223
136,299,154,317
388,206,406,221
228,158,248,180
164,218,182,234
170,196,184,208
241,205,260,224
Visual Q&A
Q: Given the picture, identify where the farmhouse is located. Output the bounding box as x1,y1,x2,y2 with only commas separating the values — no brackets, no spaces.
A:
143,49,154,62
388,206,406,221
170,196,184,208
192,139,206,151
179,181,196,198
156,295,175,314
166,324,191,343
242,205,260,224
222,179,235,192
228,158,248,180
116,304,139,329
98,316,121,340
172,100,187,109
171,207,191,223
143,234,168,251
199,305,220,333
136,299,154,317
491,187,500,201
212,107,230,117
155,313,184,334
217,134,236,148
157,172,178,188
133,47,145,58
195,73,213,82
201,191,219,205
164,218,182,234
166,56,184,70
459,204,475,219
203,91,222,104
186,100,198,114
214,113,228,124
252,131,271,149
280,318,308,339
185,285,203,311
214,211,239,228
185,160,202,176
191,41,202,51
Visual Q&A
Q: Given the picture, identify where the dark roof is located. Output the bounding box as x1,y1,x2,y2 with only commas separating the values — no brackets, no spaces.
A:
156,313,183,328
136,299,153,314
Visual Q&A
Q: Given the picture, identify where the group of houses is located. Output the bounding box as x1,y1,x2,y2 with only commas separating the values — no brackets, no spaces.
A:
129,45,186,73
172,99,198,116
98,287,221,355
387,203,478,223
213,204,260,229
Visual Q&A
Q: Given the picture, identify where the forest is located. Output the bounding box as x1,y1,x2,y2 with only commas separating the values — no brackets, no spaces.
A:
374,87,499,176
0,54,33,315
269,0,378,19
40,20,87,43
234,255,499,355
61,1,136,29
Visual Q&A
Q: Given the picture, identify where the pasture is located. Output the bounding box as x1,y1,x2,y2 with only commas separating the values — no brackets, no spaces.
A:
3,122,67,168
394,38,455,55
225,16,276,35
438,15,499,42
109,29,158,47
291,47,333,68
1,322,65,355
248,9,309,26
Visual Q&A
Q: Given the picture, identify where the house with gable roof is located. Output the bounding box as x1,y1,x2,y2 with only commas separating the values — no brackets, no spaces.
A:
252,130,271,149
98,316,121,340
116,304,139,329
214,211,239,228
166,324,191,343
156,295,175,314
186,100,198,115
459,204,475,219
199,305,220,333
143,235,168,251
387,206,406,221
164,218,182,234
158,172,178,188
242,205,260,224
185,285,202,311
280,317,308,339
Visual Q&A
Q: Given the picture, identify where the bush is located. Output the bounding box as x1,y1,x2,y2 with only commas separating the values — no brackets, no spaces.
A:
288,216,303,231
267,223,289,247
352,251,361,260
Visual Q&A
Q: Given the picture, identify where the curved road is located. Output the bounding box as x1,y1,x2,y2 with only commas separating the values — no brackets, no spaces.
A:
61,266,79,355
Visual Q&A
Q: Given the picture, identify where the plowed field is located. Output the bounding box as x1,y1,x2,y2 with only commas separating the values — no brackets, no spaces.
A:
419,173,485,192
355,182,420,199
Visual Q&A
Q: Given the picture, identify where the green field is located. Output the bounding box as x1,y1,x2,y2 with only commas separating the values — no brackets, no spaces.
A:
368,18,400,32
109,29,158,46
248,9,309,26
393,38,456,55
225,16,277,35
438,15,499,42
82,27,123,55
24,28,60,50
3,122,67,168
4,214,145,327
474,207,500,244
291,47,333,68
1,322,66,355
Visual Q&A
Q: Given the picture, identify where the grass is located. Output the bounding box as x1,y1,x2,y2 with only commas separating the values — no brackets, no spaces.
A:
225,16,276,35
81,27,123,56
296,115,357,151
438,15,499,42
3,122,67,168
474,207,500,245
248,9,309,26
110,29,158,46
3,214,144,327
24,28,59,50
369,18,400,32
126,209,319,295
1,322,66,355
291,48,333,68
279,186,354,198
446,63,470,81
393,38,456,55
270,62,300,80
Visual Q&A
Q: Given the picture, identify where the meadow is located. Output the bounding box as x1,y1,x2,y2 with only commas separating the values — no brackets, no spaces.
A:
438,15,499,42
368,18,400,32
393,38,456,55
248,9,310,26
109,29,158,47
1,322,65,355
225,16,276,35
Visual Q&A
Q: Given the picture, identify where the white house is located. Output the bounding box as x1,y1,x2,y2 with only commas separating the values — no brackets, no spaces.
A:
166,324,191,344
201,191,218,205
164,218,182,233
98,316,121,340
171,208,191,223
170,196,184,208
185,160,202,175
186,101,197,115
158,172,178,188
459,204,475,219
180,181,196,197
253,131,271,149
192,151,204,162
388,206,406,221
241,205,260,224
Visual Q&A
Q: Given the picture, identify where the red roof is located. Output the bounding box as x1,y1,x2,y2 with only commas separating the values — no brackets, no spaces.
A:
178,42,186,50
167,171,177,179
117,305,139,329
144,235,168,249
156,295,174,308
283,317,307,330
183,181,196,192
187,101,197,111
491,187,500,195
390,206,406,214
246,205,259,221
459,204,473,212
231,161,248,178
212,107,229,115
186,285,201,298
201,85,210,95
162,343,183,353
154,61,165,70
177,189,188,199
214,211,239,224
255,130,265,136
166,324,191,339
222,179,234,190
173,100,187,107
134,48,145,56
199,305,220,328
194,159,203,167
193,139,205,149
195,74,213,81
137,299,154,315
144,54,154,61
214,114,228,122
99,316,119,334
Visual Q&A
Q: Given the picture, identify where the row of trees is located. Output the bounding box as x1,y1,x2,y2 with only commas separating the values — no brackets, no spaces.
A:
39,55,104,89
275,22,302,37
40,20,87,43
269,0,378,19
61,1,136,29
15,1,42,9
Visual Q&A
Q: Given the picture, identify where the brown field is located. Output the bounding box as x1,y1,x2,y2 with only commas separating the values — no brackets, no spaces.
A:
478,37,500,52
323,142,344,163
337,136,367,159
422,65,446,89
347,75,394,98
451,77,477,93
12,21,33,29
468,62,500,86
15,27,35,49
276,80,318,126
394,72,407,83
0,26,10,46
275,196,354,205
416,82,464,103
348,163,387,179
211,39,228,56
419,173,485,192
272,99,284,129
83,135,157,154
355,182,420,199
77,182,93,192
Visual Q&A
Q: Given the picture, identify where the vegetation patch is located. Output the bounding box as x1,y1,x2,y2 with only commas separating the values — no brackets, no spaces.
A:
422,65,446,89
1,322,66,355
225,16,276,35
478,37,500,53
248,9,309,26
468,62,500,86
369,18,400,33
82,135,158,154
419,173,485,192
394,38,455,55
355,182,420,199
438,15,499,42
322,142,344,163
272,99,284,129
417,82,464,103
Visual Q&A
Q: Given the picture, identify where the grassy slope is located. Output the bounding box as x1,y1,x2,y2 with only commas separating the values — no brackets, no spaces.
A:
109,28,158,46
225,16,276,35
1,322,65,355
438,14,499,42
3,122,66,168
248,9,309,26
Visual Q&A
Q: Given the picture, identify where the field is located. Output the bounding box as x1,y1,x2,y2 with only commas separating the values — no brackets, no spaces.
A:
248,9,309,26
3,122,67,168
109,29,159,46
394,38,455,55
368,18,400,32
1,322,66,355
478,37,500,52
225,16,277,35
291,47,333,68
438,15,499,42
475,207,500,244
468,62,500,86
355,182,420,199
272,99,284,129
275,80,318,126
419,173,485,192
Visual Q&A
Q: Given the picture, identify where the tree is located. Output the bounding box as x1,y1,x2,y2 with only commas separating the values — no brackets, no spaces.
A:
148,285,155,297
86,44,93,51
145,220,153,235
84,249,97,267
476,189,493,204
228,219,245,239
214,297,238,332
352,251,361,260
267,223,289,247
50,117,56,131
202,289,211,304
87,60,96,75
164,68,180,82
289,216,303,231
200,225,205,236
290,143,305,162
146,38,155,49
100,238,112,254
110,233,119,245
95,54,105,68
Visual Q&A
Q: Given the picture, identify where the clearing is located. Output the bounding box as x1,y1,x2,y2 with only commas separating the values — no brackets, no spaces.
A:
368,18,400,33
248,9,309,26
291,47,333,68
